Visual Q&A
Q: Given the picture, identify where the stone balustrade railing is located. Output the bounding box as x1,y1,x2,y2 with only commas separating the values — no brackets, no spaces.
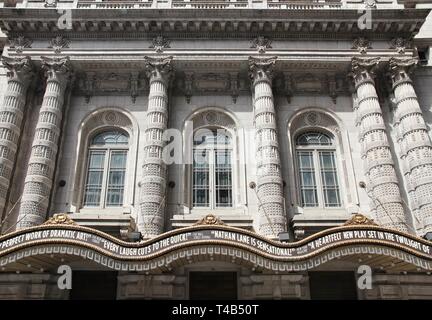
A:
15,0,343,9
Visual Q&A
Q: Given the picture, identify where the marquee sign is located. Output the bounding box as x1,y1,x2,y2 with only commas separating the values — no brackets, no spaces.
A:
1,214,432,271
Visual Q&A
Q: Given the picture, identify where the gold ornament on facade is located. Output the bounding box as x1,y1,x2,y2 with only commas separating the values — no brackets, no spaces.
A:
43,213,76,225
344,213,377,226
195,214,225,226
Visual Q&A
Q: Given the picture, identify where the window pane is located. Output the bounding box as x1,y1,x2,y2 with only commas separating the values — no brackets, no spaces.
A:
301,172,315,187
87,171,104,185
302,189,318,207
193,150,210,207
298,152,313,169
106,151,127,207
193,189,209,207
110,151,128,168
296,132,333,146
89,152,105,169
92,130,129,145
297,151,318,207
319,151,341,207
215,150,232,207
83,151,106,206
193,129,231,147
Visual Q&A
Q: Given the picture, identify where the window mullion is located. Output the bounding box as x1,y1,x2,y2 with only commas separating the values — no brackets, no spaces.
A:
210,149,215,209
101,148,110,209
315,150,324,208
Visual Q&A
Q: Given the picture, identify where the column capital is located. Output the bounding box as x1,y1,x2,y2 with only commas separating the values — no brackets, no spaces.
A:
350,57,380,88
389,57,418,88
41,56,73,86
1,56,34,84
248,56,277,86
144,56,173,84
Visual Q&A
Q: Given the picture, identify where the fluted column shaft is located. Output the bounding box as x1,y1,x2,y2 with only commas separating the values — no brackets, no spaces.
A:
16,57,72,229
390,57,432,235
249,57,286,238
139,56,172,238
351,57,408,232
0,57,33,217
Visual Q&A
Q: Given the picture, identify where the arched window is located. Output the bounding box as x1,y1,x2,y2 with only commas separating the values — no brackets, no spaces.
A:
295,131,341,208
192,128,233,208
83,130,129,208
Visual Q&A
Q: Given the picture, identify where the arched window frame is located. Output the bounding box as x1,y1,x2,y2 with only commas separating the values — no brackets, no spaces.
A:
294,130,342,208
179,108,246,216
82,129,130,209
286,108,359,215
66,108,138,215
192,126,234,209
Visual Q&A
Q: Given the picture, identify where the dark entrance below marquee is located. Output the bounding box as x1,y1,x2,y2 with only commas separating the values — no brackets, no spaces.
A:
70,271,118,300
189,271,238,300
309,271,358,300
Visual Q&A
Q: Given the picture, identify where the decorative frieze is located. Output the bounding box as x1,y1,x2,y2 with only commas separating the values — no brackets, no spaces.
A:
390,38,411,54
150,35,171,54
249,56,286,238
16,56,72,229
138,56,173,238
351,57,408,232
250,36,272,54
0,57,34,219
389,57,432,235
352,37,371,55
7,36,32,54
49,35,70,54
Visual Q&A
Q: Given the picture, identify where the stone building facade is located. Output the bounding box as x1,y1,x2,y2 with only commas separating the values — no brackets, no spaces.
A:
0,0,432,300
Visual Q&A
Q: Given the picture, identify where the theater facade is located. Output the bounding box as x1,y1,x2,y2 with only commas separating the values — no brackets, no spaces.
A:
1,0,432,300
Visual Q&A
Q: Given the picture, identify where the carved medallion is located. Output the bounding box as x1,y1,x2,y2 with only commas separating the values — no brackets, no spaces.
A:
343,214,377,226
43,213,76,225
194,214,225,226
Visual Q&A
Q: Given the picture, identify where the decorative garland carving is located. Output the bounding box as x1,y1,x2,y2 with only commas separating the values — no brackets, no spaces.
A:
344,214,377,226
43,213,76,225
194,214,225,226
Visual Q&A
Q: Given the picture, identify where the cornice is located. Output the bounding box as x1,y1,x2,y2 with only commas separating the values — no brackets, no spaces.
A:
0,8,428,39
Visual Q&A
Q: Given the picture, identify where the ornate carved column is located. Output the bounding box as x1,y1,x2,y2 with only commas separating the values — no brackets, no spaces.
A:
16,57,72,229
0,57,33,217
248,57,287,238
138,56,172,238
351,57,408,232
389,57,432,235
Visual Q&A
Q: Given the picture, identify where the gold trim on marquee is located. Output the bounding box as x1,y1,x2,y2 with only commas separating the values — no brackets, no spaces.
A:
343,214,377,226
43,213,76,225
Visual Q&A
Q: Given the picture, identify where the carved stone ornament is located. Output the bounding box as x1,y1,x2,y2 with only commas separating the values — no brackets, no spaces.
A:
130,71,139,103
352,37,371,54
43,213,76,225
250,36,272,54
44,0,56,7
2,56,34,80
41,56,72,75
150,35,171,53
144,56,173,83
49,35,71,54
389,57,418,74
364,0,376,8
194,214,225,226
390,37,411,54
343,213,377,226
8,35,32,54
248,56,277,84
